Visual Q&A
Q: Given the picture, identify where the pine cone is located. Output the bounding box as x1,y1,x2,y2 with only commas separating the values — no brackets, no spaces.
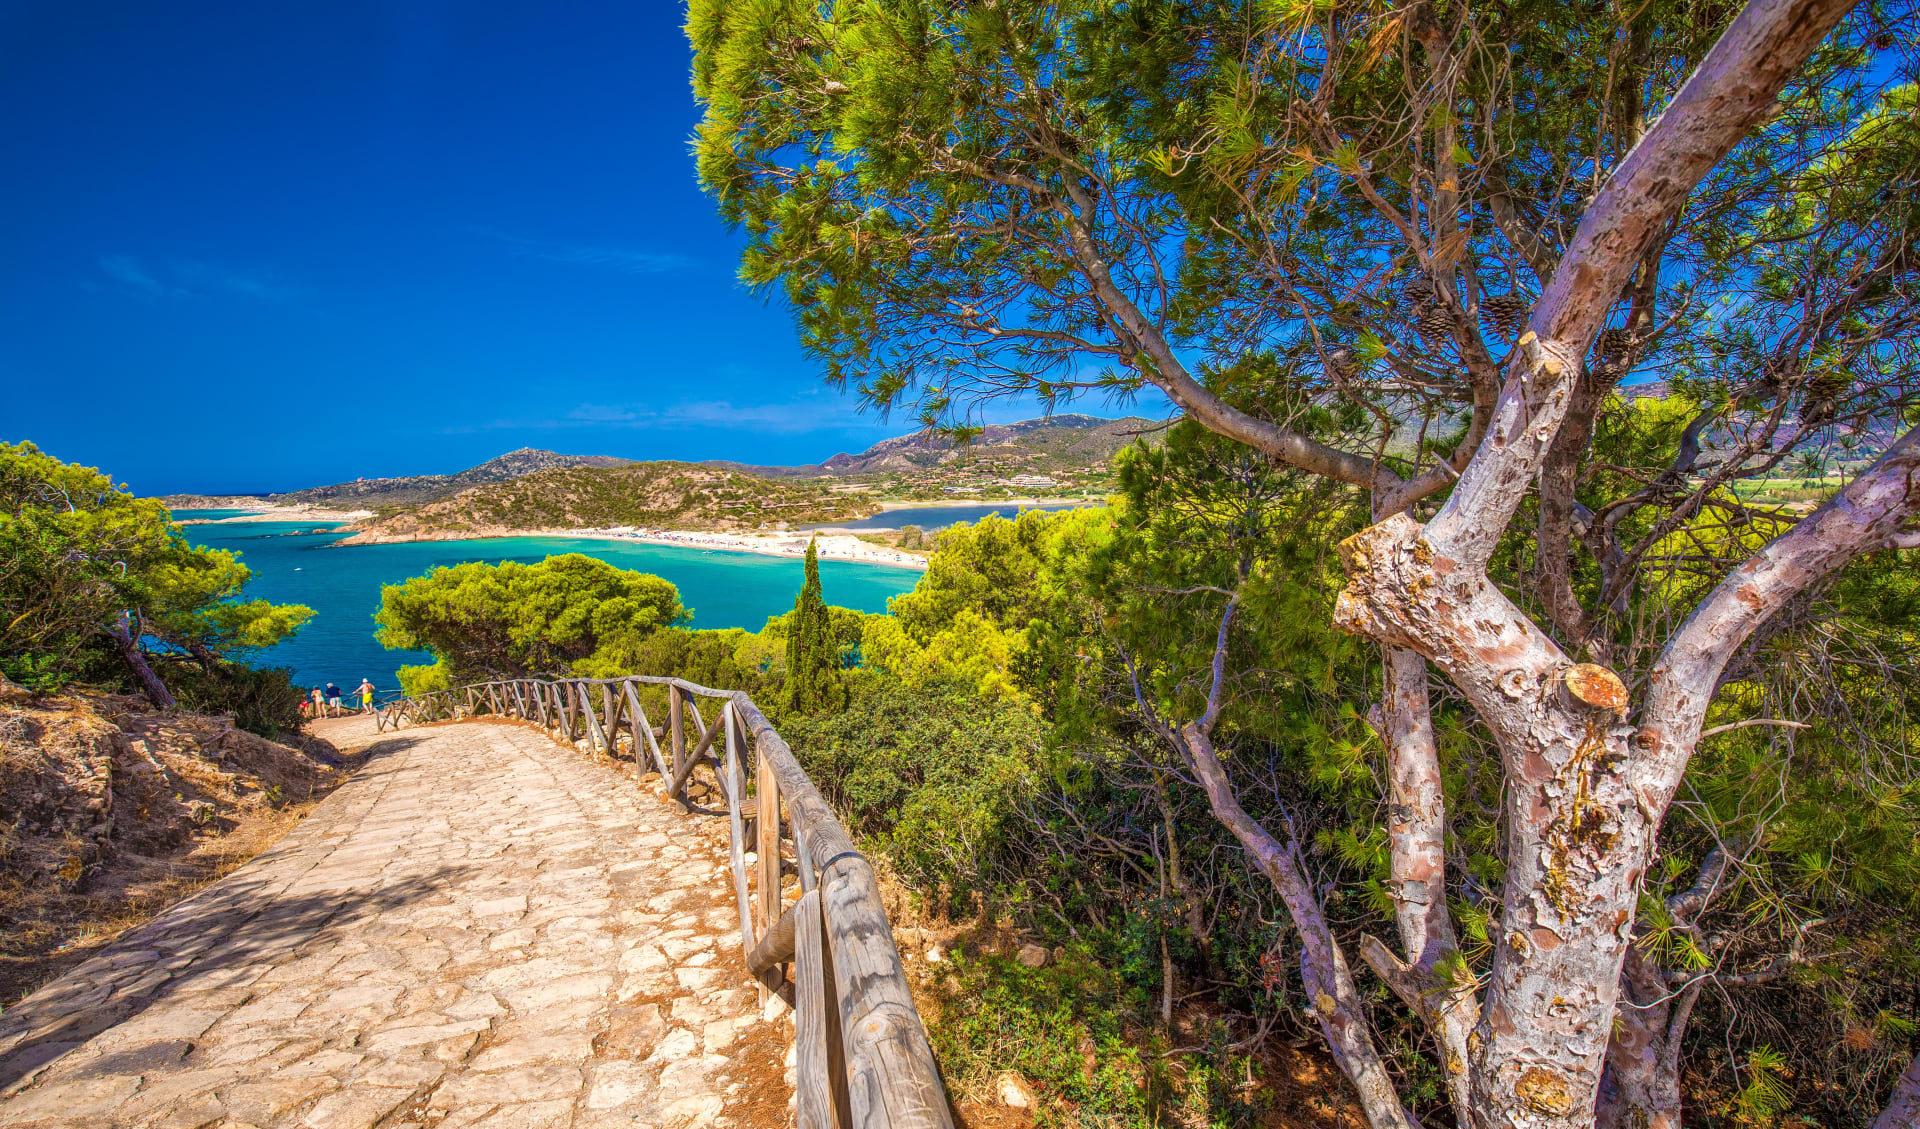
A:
1404,275,1436,305
1591,328,1633,374
1481,293,1531,339
1799,369,1849,424
1417,305,1454,343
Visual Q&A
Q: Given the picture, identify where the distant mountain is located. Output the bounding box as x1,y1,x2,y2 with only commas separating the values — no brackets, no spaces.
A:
339,462,872,544
706,414,1158,478
163,448,635,510
161,417,1154,520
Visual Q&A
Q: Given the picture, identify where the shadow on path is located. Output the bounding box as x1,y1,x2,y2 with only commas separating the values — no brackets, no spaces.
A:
0,736,449,1091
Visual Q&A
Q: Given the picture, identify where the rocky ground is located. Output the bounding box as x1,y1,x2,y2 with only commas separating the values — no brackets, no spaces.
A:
0,715,791,1128
0,685,352,1006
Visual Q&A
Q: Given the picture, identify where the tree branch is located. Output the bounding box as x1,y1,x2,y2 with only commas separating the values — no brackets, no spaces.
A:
1425,0,1863,566
1644,423,1920,807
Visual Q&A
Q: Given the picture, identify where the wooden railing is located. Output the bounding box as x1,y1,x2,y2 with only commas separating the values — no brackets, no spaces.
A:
376,675,952,1129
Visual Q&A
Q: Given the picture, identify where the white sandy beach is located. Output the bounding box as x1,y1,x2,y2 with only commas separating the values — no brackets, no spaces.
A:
178,504,931,571
520,526,930,571
171,504,375,524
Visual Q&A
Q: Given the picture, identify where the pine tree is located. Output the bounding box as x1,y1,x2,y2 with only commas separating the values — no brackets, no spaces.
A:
784,537,844,715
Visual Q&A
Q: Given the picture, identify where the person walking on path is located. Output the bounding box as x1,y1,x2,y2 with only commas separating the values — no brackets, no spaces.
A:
325,683,342,718
356,678,376,714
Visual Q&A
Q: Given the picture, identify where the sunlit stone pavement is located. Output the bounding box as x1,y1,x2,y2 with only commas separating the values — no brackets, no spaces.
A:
0,718,791,1129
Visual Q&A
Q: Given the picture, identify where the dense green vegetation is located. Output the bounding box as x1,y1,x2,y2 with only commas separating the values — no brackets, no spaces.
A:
374,554,688,692
396,416,1920,1125
0,442,314,734
686,0,1920,1124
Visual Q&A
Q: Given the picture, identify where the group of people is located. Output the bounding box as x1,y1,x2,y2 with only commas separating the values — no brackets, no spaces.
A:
300,678,377,719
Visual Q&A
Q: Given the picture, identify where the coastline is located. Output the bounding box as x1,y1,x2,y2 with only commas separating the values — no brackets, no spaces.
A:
332,525,931,570
169,501,928,570
164,502,1150,572
172,504,372,524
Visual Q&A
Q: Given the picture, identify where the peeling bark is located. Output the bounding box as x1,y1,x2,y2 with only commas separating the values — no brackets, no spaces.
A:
1318,3,1869,1125
1362,645,1478,1126
1337,512,1646,1129
1874,1052,1920,1129
1331,428,1920,1129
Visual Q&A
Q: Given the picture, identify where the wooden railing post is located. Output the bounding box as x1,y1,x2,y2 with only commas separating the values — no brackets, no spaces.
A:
722,701,757,963
375,673,954,1128
756,749,781,943
668,685,686,801
583,684,609,752
792,888,847,1129
600,682,619,751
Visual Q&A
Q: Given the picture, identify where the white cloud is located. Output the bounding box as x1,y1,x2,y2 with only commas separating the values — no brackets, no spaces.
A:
566,403,646,423
443,396,897,437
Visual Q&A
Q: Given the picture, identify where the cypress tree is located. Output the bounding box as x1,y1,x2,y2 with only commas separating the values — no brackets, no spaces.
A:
784,537,843,714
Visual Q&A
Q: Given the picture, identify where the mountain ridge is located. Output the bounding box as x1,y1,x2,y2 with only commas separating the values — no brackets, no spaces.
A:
337,461,872,543
702,413,1157,478
160,415,1155,510
161,447,635,510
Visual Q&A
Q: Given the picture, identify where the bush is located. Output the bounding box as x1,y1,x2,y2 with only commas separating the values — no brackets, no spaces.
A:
375,553,685,680
161,660,307,737
781,673,1040,908
927,948,1155,1126
396,659,453,698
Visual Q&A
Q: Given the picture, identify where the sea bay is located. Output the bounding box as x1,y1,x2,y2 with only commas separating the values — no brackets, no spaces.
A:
172,513,920,691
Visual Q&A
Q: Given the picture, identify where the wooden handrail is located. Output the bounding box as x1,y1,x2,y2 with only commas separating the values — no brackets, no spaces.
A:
374,675,953,1129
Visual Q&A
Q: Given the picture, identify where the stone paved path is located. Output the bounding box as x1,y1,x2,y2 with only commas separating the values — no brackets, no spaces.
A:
0,719,793,1129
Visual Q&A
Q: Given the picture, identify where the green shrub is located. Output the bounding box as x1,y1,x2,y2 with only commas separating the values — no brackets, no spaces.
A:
396,659,453,698
927,948,1155,1126
781,674,1041,909
375,554,685,680
162,659,307,737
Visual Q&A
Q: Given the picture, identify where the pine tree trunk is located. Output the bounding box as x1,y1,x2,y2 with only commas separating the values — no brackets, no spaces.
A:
107,616,176,709
1362,645,1477,1127
1595,947,1690,1129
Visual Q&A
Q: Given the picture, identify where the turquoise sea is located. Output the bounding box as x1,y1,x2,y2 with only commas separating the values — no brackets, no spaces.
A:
171,513,920,692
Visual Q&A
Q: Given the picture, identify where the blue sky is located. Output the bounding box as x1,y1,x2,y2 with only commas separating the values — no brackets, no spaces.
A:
0,2,1145,495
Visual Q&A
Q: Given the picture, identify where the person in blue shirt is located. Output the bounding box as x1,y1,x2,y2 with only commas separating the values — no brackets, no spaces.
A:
325,683,342,717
